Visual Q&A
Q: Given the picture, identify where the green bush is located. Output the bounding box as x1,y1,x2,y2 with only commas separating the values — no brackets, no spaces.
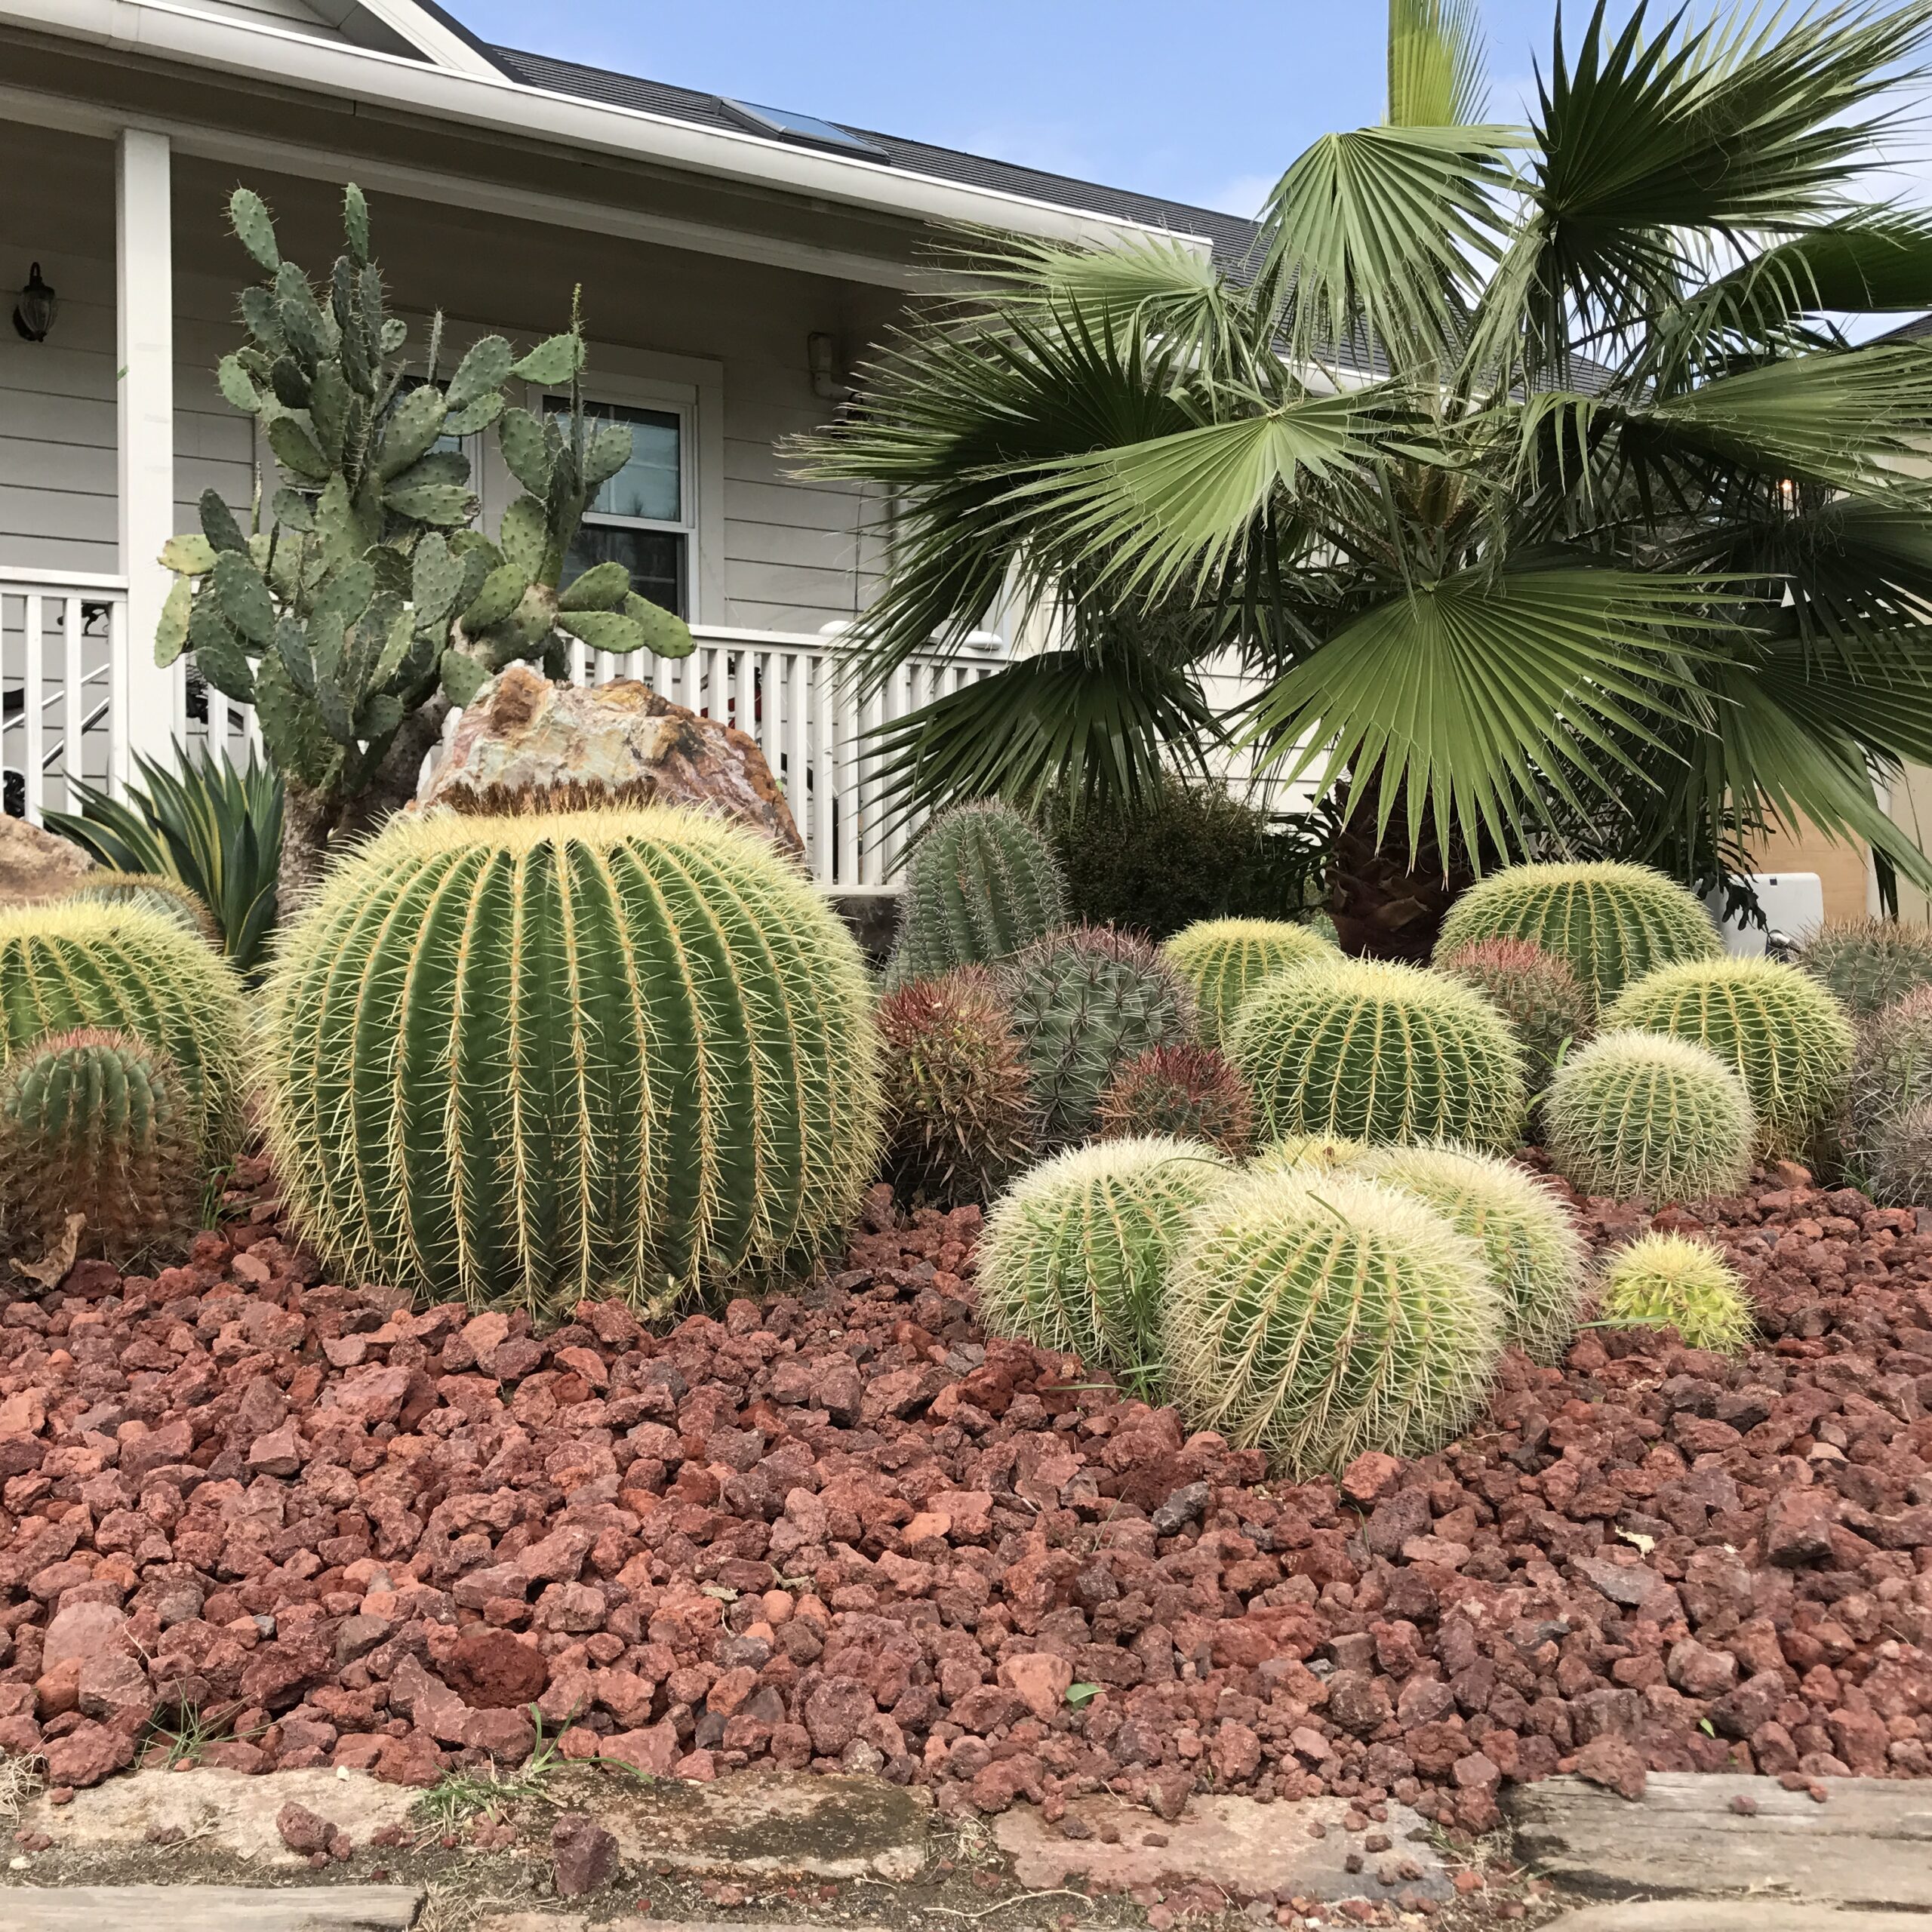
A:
1437,935,1593,1081
1795,917,1932,1021
887,801,1065,985
263,805,881,1310
1606,956,1854,1156
1164,917,1336,1048
1095,1043,1254,1156
1544,1029,1755,1202
1434,861,1720,1007
976,1136,1230,1397
1226,956,1526,1149
1161,1169,1504,1474
1598,1232,1755,1355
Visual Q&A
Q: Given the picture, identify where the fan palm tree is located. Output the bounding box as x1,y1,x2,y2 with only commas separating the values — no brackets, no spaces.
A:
799,0,1932,958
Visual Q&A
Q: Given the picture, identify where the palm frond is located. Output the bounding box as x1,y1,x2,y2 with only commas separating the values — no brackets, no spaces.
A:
1389,0,1492,126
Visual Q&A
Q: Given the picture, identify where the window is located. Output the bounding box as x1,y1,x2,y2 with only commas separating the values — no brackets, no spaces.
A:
549,398,691,618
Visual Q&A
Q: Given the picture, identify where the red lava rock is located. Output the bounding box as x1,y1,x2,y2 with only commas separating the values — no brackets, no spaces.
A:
1340,1452,1404,1505
551,1810,620,1897
998,1652,1073,1721
39,1719,136,1788
276,1801,336,1855
1573,1737,1647,1801
444,1629,548,1709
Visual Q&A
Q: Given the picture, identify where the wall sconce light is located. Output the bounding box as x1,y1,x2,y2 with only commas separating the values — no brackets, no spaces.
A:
12,263,57,343
808,332,847,402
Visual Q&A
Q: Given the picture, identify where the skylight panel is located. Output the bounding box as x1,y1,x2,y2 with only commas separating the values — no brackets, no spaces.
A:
718,98,888,161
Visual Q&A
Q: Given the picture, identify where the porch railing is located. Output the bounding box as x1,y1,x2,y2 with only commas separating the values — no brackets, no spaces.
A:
0,568,131,826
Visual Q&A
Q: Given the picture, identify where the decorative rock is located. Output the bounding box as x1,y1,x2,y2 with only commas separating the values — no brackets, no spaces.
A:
0,814,92,903
275,1801,336,1856
550,1811,620,1897
39,1719,137,1789
445,1629,548,1709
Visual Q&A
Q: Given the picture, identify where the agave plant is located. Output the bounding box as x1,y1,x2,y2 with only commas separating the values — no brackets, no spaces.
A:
800,0,1932,958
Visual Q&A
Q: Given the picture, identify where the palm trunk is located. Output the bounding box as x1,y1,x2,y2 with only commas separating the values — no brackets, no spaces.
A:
1326,779,1474,963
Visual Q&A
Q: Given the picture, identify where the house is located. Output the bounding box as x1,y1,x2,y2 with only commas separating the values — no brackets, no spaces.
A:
0,0,1250,883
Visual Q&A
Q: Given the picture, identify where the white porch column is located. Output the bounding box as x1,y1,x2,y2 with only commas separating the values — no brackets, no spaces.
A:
115,127,183,783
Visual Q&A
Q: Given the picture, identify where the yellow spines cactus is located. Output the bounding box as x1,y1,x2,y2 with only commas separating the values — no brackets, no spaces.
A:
1164,917,1336,1048
1606,955,1854,1156
1251,1132,1365,1174
263,805,882,1311
60,872,221,951
975,1136,1231,1397
1161,1170,1504,1475
1346,1143,1588,1365
1598,1232,1755,1355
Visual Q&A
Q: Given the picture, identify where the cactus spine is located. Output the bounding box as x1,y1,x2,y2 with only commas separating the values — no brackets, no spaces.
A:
1164,918,1336,1048
61,872,222,951
1226,956,1526,1150
1795,918,1932,1021
1251,1132,1366,1174
1544,1030,1755,1202
1096,1043,1254,1155
1434,862,1720,1007
1847,986,1932,1147
1598,1232,1755,1355
1437,936,1593,1079
1864,1097,1932,1208
1606,956,1854,1156
976,1136,1230,1397
263,805,881,1310
1161,1170,1504,1475
888,802,1065,984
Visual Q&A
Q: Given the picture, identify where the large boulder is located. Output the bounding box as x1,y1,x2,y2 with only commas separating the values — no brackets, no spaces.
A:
0,815,93,903
418,664,803,860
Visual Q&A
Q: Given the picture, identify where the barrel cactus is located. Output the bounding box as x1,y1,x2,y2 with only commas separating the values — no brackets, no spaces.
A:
887,801,1065,985
876,967,1036,1208
1544,1030,1755,1202
1795,917,1932,1021
1348,1143,1588,1364
1096,1044,1254,1156
61,872,221,951
1226,957,1526,1150
1864,1097,1932,1208
1164,918,1334,1048
1434,862,1720,1007
998,925,1198,1147
0,1028,202,1261
1161,1170,1504,1474
1598,1232,1755,1355
0,901,248,1165
1850,986,1932,1146
1251,1131,1366,1174
1606,957,1854,1156
1437,936,1593,1079
976,1136,1231,1398
263,805,882,1310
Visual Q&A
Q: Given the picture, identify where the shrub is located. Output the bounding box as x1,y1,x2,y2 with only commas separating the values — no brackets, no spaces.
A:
876,967,1036,1208
1606,956,1854,1156
1795,917,1932,1021
0,1028,201,1262
1598,1232,1755,1355
1164,917,1336,1048
976,1137,1230,1396
62,872,220,949
1850,986,1932,1148
1161,1170,1504,1474
263,806,881,1311
1865,1097,1932,1208
1251,1131,1366,1173
1226,957,1526,1149
998,924,1198,1146
1096,1044,1254,1156
1545,1030,1755,1202
1348,1143,1588,1364
1433,861,1720,1007
1437,936,1593,1078
888,801,1065,984
0,901,248,1166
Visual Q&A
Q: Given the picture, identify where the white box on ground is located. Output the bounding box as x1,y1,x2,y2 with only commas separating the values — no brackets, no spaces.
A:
1710,872,1824,956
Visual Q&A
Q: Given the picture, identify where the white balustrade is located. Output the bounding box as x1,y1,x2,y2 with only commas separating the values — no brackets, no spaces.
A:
0,568,129,824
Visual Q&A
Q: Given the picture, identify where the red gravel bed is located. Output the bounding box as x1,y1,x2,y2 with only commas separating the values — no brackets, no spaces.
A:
1,1158,1929,1835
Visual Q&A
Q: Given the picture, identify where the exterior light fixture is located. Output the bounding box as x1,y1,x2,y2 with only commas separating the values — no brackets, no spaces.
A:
12,263,57,343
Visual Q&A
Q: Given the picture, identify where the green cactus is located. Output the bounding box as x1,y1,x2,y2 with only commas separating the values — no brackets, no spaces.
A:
976,1136,1230,1398
263,805,881,1312
1606,957,1854,1156
875,966,1038,1208
997,925,1198,1147
1598,1232,1755,1355
888,802,1066,984
1226,957,1526,1150
1251,1131,1366,1174
1433,861,1721,1008
0,1029,203,1262
1544,1029,1755,1202
1437,936,1593,1081
1096,1044,1254,1156
0,902,248,1168
1161,1169,1504,1475
1863,1097,1932,1208
1795,918,1932,1021
1164,917,1337,1048
1347,1143,1588,1365
1850,986,1932,1151
60,872,222,951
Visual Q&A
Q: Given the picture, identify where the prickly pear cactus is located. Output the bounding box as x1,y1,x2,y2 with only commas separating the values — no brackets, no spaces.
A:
887,802,1065,984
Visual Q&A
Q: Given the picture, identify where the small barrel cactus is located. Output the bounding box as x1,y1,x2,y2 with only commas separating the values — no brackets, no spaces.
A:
1864,1097,1932,1208
1598,1232,1755,1355
264,806,882,1310
976,1136,1231,1397
1434,861,1720,1007
1850,985,1932,1147
0,1028,202,1261
876,967,1037,1208
1606,956,1854,1156
888,801,1066,984
1348,1143,1588,1364
62,872,220,950
1164,918,1335,1048
1252,1131,1366,1174
998,924,1198,1147
1545,1030,1755,1202
1096,1044,1254,1156
1161,1169,1504,1474
1795,917,1932,1021
0,901,248,1166
1437,936,1593,1078
1226,957,1526,1149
